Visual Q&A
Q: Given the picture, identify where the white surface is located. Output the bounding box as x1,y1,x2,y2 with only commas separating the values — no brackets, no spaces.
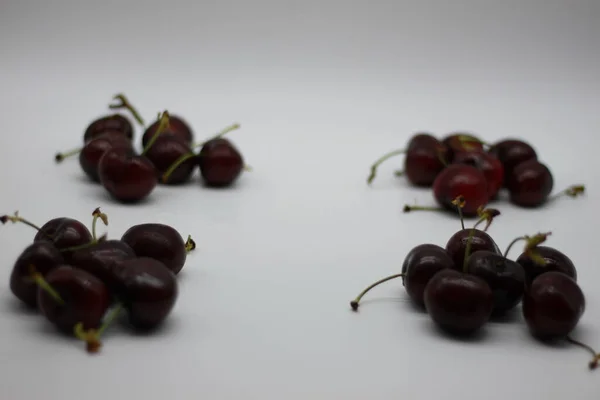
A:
1,0,599,399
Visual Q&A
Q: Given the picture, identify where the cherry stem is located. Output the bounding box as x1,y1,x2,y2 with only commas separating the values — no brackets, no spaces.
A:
503,232,551,263
452,196,466,230
55,147,82,163
0,211,43,232
403,205,444,213
91,208,108,242
141,111,170,156
350,273,404,311
394,170,404,177
549,185,586,202
59,233,107,253
185,235,196,252
74,302,124,354
503,236,525,258
457,135,491,148
367,149,406,185
566,336,600,370
463,228,476,273
161,123,241,183
29,265,65,305
109,93,145,127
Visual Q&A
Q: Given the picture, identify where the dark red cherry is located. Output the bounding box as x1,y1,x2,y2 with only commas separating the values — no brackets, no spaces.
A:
37,266,111,333
466,250,526,314
401,244,455,306
113,257,178,330
432,165,489,217
198,138,244,187
141,115,193,147
83,114,133,142
144,135,196,185
34,217,93,262
442,132,484,162
97,148,158,203
522,271,584,340
79,131,134,182
445,228,501,270
488,139,537,187
404,134,449,187
515,246,577,287
452,151,504,199
423,269,494,335
121,223,191,274
10,242,64,308
70,240,136,292
506,159,553,207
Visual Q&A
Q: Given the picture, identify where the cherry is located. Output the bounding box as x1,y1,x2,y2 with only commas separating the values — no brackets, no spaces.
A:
36,265,111,334
70,240,136,292
9,241,64,308
121,223,195,274
487,139,537,186
367,133,448,187
423,268,494,335
112,257,178,330
144,135,196,185
452,151,504,199
350,244,454,311
465,250,525,314
142,114,193,147
516,246,577,287
506,159,554,207
442,132,485,162
98,111,171,202
83,114,133,143
433,165,489,217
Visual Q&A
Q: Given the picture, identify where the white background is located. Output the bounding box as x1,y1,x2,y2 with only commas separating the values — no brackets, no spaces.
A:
1,0,599,399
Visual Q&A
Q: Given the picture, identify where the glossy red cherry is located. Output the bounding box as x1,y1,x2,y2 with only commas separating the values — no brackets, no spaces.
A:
142,115,193,147
515,245,577,287
76,131,134,182
83,114,133,143
432,165,489,217
506,159,553,207
144,135,196,185
197,138,244,187
452,151,504,199
446,228,501,270
37,266,111,333
488,139,537,186
442,132,484,161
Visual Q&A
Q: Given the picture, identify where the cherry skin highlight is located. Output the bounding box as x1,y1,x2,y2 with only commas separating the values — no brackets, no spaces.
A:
445,228,501,270
142,115,193,147
515,246,577,287
506,159,554,207
452,151,504,199
401,244,455,306
522,271,585,340
423,269,494,335
37,266,111,333
144,135,196,185
488,139,537,187
83,114,133,143
198,138,244,187
465,250,526,314
432,165,489,217
79,131,134,182
10,242,64,308
97,148,158,203
34,217,93,262
112,257,178,331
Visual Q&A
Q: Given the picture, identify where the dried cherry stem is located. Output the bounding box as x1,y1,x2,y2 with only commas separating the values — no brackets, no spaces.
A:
452,195,466,230
91,208,109,241
566,336,600,370
28,265,65,305
403,204,444,213
548,185,585,202
109,93,145,127
367,149,406,185
74,303,124,354
0,211,43,232
59,233,108,253
451,196,475,272
349,273,404,311
472,206,501,232
503,232,551,262
185,235,196,252
55,147,82,163
141,111,170,156
161,123,241,183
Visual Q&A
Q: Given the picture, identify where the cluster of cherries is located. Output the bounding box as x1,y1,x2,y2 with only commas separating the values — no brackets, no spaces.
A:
55,94,248,203
350,197,599,370
367,132,584,217
1,207,195,353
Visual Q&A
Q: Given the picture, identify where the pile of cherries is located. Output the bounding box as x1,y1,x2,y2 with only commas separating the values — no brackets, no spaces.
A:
1,207,195,353
55,94,248,203
350,197,600,370
367,132,584,217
